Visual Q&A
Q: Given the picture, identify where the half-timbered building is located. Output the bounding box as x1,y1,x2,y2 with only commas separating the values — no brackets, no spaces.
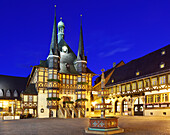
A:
0,75,27,117
25,12,94,118
94,45,170,116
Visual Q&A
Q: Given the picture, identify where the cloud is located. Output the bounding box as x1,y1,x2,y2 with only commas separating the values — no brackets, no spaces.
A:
99,47,130,57
104,40,125,47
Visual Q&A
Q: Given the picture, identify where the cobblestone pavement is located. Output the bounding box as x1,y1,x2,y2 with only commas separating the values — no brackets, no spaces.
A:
0,116,170,135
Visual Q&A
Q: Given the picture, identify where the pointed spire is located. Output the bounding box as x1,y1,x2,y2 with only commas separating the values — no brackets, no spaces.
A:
49,5,59,56
77,14,85,61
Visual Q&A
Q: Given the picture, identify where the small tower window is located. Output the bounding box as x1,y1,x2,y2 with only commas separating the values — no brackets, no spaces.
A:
160,62,165,68
136,71,140,76
112,79,114,83
161,50,165,55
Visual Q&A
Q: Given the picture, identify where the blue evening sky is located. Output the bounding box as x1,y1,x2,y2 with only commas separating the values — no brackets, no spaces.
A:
0,0,170,85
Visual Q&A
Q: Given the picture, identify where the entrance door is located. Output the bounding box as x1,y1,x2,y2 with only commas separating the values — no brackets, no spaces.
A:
134,97,143,116
49,110,53,117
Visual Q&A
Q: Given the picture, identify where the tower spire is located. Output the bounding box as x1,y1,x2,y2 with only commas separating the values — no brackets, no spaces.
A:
77,14,85,61
49,5,59,56
75,14,87,73
47,5,60,70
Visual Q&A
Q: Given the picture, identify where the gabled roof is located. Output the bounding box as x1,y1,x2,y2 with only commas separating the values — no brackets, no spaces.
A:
0,75,28,99
94,61,125,85
106,44,170,86
23,83,38,95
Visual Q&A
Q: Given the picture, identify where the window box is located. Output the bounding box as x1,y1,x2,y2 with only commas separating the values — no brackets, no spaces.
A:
77,82,88,85
76,98,88,102
64,101,74,104
47,79,61,83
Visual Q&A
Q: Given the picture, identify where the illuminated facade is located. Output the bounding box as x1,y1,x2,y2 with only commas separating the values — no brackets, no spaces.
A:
94,45,170,116
25,13,94,118
0,75,27,117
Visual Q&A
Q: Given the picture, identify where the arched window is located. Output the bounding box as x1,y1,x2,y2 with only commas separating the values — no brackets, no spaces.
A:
6,90,11,97
122,99,128,112
0,89,3,97
14,90,18,97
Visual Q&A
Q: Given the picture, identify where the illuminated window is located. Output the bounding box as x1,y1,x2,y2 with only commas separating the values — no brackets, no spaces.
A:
113,87,116,94
121,85,125,92
168,75,170,84
136,71,140,76
70,80,73,84
161,50,165,55
138,81,143,89
160,62,165,68
132,82,136,90
162,93,169,102
152,78,157,86
49,74,52,79
144,79,150,87
33,96,37,102
63,79,65,84
126,84,130,91
24,95,28,102
78,77,81,82
54,74,57,79
78,94,81,99
119,86,121,92
39,72,43,76
155,95,160,103
147,95,153,103
29,96,33,102
0,102,2,107
159,76,166,85
39,76,43,82
82,94,86,98
82,78,86,82
112,79,114,83
122,100,128,112
0,89,3,97
6,90,11,97
66,79,69,84
48,93,52,98
14,90,18,97
53,93,56,97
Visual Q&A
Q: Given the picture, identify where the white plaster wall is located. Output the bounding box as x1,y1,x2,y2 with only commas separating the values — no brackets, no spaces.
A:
145,109,170,116
38,93,49,118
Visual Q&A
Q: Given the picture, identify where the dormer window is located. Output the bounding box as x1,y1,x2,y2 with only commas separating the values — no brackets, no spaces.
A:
6,90,11,97
14,90,18,97
112,79,114,83
0,89,3,97
160,62,165,68
136,71,140,76
62,46,68,53
161,50,165,55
